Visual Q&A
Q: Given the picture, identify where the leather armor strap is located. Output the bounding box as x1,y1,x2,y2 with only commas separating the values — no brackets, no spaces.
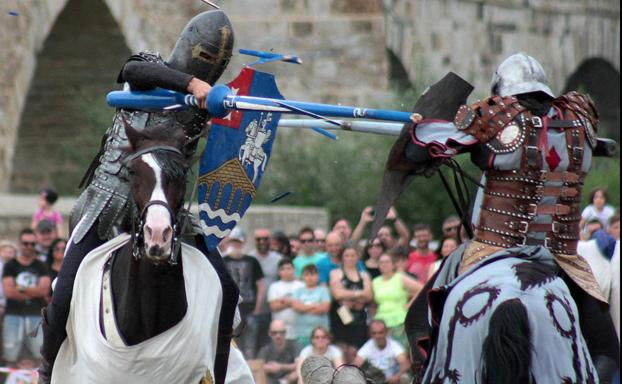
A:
479,212,579,237
523,115,542,170
474,228,578,254
486,181,580,200
487,169,580,184
481,194,575,218
556,92,599,131
547,119,582,128
454,96,525,142
566,127,585,172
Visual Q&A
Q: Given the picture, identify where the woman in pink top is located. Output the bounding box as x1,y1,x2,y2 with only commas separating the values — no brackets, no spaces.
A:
31,189,63,237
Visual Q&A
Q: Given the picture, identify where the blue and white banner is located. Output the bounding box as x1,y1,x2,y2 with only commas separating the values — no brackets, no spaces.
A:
198,68,283,250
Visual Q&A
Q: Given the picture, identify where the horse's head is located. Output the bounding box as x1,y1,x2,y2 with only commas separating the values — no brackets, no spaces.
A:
123,120,190,265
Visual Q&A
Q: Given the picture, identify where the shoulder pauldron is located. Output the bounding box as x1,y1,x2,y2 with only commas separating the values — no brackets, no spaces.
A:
555,92,599,148
454,95,526,142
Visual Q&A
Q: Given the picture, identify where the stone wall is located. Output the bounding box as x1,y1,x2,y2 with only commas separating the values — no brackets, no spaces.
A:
103,0,390,106
1,0,619,192
0,0,68,193
2,0,388,193
385,0,620,99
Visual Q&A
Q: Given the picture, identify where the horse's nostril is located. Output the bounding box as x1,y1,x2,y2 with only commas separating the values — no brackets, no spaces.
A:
148,245,163,258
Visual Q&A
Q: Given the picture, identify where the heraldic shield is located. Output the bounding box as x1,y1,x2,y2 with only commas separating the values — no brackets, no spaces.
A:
198,67,283,250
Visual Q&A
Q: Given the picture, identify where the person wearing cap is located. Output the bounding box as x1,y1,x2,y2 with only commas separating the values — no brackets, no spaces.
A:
34,220,58,263
222,228,266,359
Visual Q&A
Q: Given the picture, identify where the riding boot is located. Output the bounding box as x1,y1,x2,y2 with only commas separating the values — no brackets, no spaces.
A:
38,307,67,384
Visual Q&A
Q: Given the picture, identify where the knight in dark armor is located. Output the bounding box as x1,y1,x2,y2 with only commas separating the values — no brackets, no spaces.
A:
39,10,235,382
396,53,619,382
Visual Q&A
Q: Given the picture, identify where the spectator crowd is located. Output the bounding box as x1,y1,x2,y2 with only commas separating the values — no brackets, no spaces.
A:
0,186,619,383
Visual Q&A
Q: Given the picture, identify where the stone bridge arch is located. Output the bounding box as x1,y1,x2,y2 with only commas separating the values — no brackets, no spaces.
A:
1,0,175,193
2,0,618,194
1,0,390,193
385,0,620,100
564,57,620,141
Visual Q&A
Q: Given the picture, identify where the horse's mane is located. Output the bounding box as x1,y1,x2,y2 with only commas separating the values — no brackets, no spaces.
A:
122,119,192,177
150,148,190,180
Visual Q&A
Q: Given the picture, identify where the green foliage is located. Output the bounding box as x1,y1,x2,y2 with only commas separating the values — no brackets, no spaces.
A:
582,155,620,207
251,74,482,237
54,90,113,195
252,127,481,237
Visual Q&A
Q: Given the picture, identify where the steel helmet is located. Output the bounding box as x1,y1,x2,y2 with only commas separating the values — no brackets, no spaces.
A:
167,10,234,85
491,53,554,98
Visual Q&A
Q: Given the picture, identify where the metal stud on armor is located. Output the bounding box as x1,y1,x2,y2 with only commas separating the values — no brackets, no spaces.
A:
459,93,596,256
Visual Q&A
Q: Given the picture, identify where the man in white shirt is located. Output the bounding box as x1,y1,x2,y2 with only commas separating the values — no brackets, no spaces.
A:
267,259,304,341
353,320,411,384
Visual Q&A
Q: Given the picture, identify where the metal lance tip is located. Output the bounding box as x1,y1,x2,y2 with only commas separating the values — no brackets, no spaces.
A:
410,113,423,123
200,0,220,9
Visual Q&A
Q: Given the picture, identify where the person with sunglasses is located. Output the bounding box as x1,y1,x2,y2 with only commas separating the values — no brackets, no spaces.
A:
314,229,327,253
363,239,386,280
293,228,324,278
2,228,51,367
258,319,300,384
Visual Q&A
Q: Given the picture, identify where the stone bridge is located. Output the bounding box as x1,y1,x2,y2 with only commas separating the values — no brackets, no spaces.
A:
0,0,619,194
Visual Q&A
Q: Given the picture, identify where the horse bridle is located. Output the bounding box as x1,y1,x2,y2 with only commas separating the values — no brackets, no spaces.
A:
125,145,186,266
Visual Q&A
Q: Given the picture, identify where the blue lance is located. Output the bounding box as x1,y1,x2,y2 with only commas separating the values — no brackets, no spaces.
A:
239,48,303,65
277,119,403,136
106,86,418,124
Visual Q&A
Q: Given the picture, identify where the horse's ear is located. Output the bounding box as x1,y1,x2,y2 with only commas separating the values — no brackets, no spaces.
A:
123,117,143,151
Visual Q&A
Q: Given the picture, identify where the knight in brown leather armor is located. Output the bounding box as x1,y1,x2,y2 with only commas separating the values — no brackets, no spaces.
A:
400,53,619,382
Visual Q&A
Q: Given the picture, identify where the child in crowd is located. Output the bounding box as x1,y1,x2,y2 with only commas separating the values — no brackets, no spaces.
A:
291,265,330,348
31,188,63,237
580,187,616,234
268,259,305,341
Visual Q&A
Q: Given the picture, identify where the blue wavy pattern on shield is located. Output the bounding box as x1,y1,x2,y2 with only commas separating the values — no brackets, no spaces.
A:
198,69,283,251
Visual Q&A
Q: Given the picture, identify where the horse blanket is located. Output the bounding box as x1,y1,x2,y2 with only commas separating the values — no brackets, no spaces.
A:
52,234,253,383
423,243,598,383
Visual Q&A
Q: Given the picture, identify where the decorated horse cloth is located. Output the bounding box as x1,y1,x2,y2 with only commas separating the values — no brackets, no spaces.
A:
52,234,227,383
423,244,598,383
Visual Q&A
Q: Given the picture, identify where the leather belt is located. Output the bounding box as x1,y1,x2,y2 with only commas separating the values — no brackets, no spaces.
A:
546,119,582,128
487,170,581,184
479,214,579,236
486,182,579,199
482,195,575,218
474,229,578,254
